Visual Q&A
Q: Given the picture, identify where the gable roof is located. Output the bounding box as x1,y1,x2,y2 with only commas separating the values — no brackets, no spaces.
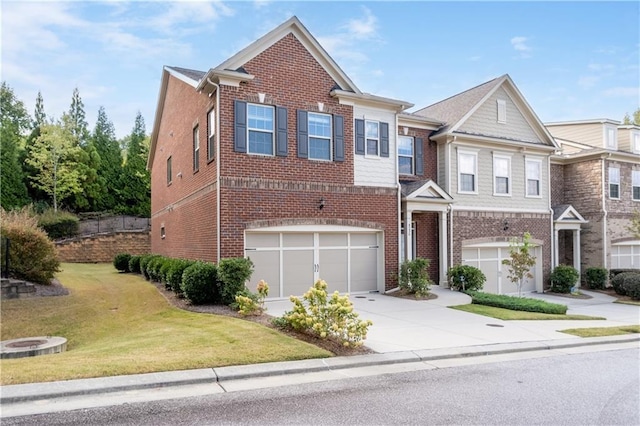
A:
401,179,453,203
552,204,587,223
197,16,360,94
414,74,558,149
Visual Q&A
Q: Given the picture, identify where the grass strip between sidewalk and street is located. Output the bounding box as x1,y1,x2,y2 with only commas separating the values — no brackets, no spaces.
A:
0,263,331,385
559,325,640,337
450,304,606,321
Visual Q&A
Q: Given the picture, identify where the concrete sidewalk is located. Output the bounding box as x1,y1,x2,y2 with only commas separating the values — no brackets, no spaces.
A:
1,287,638,410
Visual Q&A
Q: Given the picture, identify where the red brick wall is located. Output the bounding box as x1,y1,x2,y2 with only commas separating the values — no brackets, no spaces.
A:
413,212,440,283
550,163,565,207
56,231,150,263
397,127,438,182
451,211,553,285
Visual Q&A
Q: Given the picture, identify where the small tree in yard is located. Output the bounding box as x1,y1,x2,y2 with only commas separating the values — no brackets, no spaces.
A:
502,232,537,297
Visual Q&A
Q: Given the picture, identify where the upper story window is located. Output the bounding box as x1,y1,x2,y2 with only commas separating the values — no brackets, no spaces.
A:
308,112,332,160
366,120,380,156
166,156,172,185
633,170,640,201
458,150,478,194
632,131,640,154
234,100,288,158
493,154,511,196
526,158,542,197
497,99,507,124
398,136,414,174
207,108,215,162
248,104,274,155
355,119,389,158
605,125,617,150
609,166,620,199
193,125,200,172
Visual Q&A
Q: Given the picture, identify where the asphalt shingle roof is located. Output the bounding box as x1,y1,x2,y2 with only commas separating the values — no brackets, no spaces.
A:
166,66,206,83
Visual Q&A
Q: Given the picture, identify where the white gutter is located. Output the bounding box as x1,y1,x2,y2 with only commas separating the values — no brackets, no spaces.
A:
207,77,222,262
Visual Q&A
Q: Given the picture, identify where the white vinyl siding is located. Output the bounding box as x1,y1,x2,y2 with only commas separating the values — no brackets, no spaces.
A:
493,154,511,196
609,167,620,199
525,158,542,197
353,106,396,187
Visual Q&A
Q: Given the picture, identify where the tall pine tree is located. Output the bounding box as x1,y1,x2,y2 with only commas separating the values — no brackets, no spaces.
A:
91,106,122,212
119,112,150,217
0,82,30,209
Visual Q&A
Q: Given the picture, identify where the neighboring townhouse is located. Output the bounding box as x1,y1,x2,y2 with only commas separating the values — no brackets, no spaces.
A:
411,75,559,294
149,17,413,298
547,119,640,273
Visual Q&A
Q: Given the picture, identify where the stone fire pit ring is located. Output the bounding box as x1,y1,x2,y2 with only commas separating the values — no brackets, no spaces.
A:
0,336,67,359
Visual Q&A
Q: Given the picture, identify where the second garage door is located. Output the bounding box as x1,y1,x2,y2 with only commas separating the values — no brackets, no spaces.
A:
245,228,381,299
462,243,541,295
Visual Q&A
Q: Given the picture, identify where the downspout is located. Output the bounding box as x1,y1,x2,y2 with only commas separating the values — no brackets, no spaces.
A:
448,137,455,273
207,77,221,262
601,154,609,269
395,111,402,293
547,153,555,291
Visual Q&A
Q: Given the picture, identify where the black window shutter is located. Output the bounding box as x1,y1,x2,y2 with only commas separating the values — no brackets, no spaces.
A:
415,137,424,176
355,119,365,155
297,110,308,158
276,106,288,157
234,100,247,153
333,114,344,162
380,122,389,157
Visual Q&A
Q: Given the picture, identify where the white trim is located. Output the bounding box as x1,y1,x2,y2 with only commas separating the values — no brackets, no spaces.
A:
492,153,512,196
632,170,640,201
247,224,380,233
307,111,333,161
452,205,551,214
604,124,618,150
608,166,620,199
457,148,478,194
397,135,414,175
525,157,543,198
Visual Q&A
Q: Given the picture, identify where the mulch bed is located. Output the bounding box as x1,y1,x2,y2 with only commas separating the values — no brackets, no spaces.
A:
385,288,438,301
543,290,592,299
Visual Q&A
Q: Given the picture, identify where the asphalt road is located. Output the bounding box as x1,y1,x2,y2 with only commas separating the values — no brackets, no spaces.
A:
4,348,639,425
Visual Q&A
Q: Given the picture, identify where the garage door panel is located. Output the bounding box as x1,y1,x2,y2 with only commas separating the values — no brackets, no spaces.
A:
283,250,314,297
351,248,377,293
319,233,348,247
246,233,279,248
283,233,314,247
319,249,348,293
480,260,500,294
351,233,377,246
247,251,281,297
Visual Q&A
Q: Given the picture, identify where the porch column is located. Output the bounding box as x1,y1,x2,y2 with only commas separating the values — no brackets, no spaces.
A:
573,229,581,280
554,228,560,268
404,208,413,261
439,210,448,287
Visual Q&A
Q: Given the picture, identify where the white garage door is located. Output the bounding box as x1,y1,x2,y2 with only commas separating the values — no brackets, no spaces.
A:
245,228,381,299
611,241,640,269
462,244,541,295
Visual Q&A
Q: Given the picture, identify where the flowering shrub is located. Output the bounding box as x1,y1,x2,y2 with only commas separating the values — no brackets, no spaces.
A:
234,280,270,316
282,280,373,348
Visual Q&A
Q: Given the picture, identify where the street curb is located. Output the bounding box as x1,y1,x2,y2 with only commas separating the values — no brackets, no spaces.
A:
1,334,638,404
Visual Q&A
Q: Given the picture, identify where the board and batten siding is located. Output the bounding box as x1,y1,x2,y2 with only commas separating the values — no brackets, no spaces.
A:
458,87,543,144
353,105,397,188
450,144,550,211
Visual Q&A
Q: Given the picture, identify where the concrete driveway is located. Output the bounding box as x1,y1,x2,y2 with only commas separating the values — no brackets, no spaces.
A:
265,287,640,353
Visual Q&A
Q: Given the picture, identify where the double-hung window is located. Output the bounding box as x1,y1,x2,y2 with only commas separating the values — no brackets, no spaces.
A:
526,158,541,197
365,120,379,156
609,167,620,199
633,170,640,201
493,154,511,195
166,156,172,185
207,108,215,162
308,112,332,160
398,136,414,174
458,151,477,193
248,104,275,155
193,125,200,172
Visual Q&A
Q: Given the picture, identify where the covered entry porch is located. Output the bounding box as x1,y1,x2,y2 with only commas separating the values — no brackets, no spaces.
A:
553,205,588,282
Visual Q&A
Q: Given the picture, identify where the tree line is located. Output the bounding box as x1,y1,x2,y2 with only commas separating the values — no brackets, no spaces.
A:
1,82,150,216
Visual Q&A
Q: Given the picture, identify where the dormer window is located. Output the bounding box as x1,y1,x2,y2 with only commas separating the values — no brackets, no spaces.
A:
605,125,617,150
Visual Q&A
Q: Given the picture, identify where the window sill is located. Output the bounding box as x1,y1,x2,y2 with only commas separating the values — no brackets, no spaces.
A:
493,193,512,197
457,191,478,195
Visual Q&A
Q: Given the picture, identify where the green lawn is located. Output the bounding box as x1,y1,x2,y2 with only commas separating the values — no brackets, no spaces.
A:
0,263,331,385
450,304,605,321
560,325,640,337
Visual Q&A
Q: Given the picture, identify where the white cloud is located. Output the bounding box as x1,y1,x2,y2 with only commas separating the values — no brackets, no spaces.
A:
344,6,378,40
601,86,639,98
146,0,234,34
588,63,615,72
510,36,532,58
578,76,599,88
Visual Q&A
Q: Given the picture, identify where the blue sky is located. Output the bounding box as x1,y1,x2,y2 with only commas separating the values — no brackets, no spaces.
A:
2,1,639,139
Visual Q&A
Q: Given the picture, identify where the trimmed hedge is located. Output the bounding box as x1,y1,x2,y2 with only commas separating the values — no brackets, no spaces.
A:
181,261,219,305
140,254,161,280
611,272,633,296
623,274,640,300
128,255,141,274
113,253,131,272
218,257,254,305
466,291,567,315
448,265,486,292
584,267,607,290
550,265,579,294
37,210,79,240
166,259,195,296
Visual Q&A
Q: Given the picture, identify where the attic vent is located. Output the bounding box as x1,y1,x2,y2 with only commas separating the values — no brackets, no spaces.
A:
497,99,506,124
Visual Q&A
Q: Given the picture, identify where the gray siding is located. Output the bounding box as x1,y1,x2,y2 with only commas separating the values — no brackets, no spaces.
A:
546,123,603,147
458,87,543,144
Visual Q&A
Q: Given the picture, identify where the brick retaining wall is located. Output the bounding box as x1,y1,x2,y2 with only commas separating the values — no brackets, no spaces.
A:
56,231,150,263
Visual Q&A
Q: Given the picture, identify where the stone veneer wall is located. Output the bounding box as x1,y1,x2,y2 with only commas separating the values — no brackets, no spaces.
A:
56,231,150,263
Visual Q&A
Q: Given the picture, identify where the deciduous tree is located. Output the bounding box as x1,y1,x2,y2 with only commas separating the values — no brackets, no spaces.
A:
502,232,537,297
